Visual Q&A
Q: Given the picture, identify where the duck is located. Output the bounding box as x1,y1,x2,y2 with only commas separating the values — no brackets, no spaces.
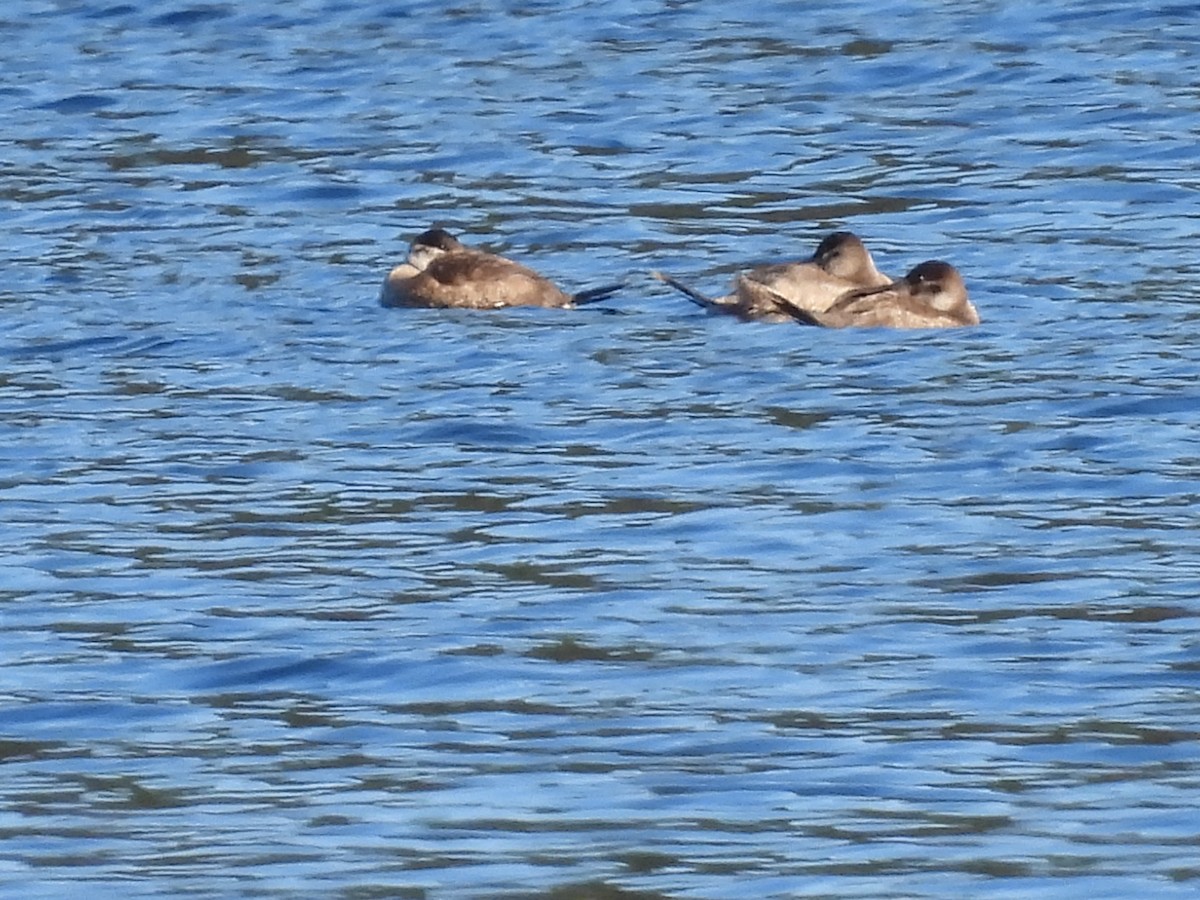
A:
771,260,980,329
380,228,622,310
653,231,891,323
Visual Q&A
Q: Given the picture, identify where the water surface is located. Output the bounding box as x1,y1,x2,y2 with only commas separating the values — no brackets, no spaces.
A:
4,2,1200,898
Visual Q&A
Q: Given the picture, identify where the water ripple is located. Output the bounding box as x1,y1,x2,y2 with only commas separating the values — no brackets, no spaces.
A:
4,1,1200,897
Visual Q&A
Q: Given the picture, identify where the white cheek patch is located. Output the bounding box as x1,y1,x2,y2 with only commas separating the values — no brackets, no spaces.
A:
407,246,445,271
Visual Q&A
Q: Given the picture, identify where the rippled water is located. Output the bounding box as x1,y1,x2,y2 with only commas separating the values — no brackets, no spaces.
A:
4,1,1200,897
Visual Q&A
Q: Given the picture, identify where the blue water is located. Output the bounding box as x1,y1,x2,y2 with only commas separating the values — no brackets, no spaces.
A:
4,1,1200,898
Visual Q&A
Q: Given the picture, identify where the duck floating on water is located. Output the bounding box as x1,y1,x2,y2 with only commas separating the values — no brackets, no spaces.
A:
381,228,622,310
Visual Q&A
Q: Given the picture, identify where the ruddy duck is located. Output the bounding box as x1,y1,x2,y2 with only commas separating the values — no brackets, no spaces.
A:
774,260,980,329
654,231,891,323
380,228,621,310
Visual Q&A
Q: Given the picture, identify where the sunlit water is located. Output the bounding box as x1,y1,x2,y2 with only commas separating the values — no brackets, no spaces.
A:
4,1,1200,898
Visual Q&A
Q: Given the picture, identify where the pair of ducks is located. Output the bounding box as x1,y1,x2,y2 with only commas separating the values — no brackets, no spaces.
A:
380,228,980,329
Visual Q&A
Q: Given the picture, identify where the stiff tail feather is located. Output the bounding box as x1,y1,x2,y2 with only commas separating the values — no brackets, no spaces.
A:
651,271,719,310
570,282,625,306
763,289,823,326
735,278,825,326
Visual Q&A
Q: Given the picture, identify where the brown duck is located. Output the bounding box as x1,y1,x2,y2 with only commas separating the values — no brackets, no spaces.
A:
381,228,621,310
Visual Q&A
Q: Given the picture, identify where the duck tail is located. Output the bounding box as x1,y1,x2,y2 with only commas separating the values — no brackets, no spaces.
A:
651,271,718,310
742,279,824,326
770,294,823,326
778,305,822,326
570,282,625,306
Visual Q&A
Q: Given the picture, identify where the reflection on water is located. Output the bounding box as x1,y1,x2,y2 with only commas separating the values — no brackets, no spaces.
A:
4,0,1200,897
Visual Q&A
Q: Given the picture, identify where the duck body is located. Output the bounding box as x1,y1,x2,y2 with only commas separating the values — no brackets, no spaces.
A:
381,228,619,310
733,231,892,321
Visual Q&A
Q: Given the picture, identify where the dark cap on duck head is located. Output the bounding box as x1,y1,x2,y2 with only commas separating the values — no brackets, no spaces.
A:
412,228,463,252
812,231,862,261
